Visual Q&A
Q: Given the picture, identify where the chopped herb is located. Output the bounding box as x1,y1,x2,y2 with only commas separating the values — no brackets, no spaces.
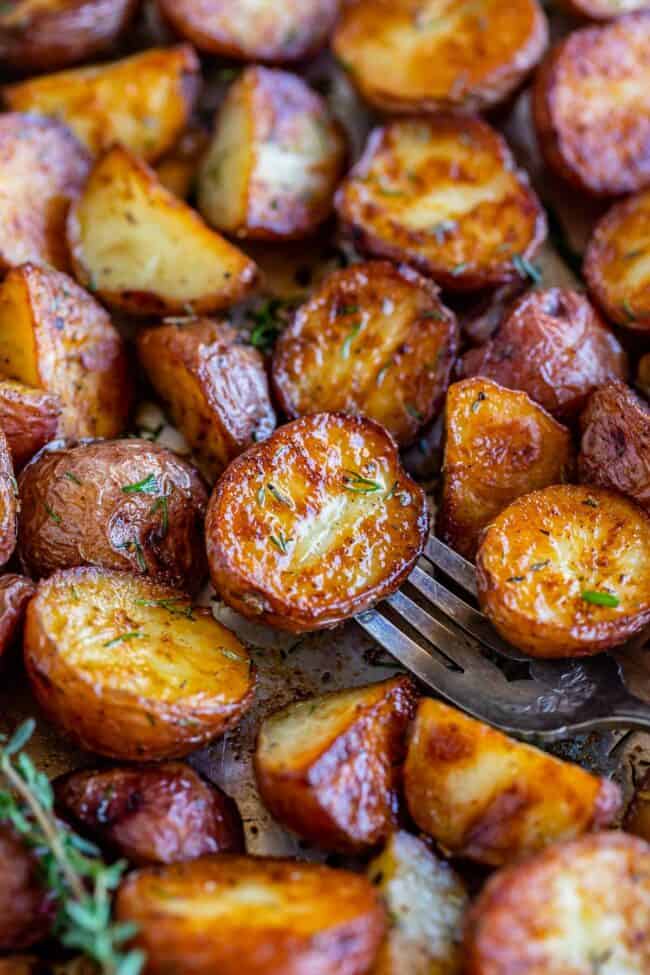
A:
430,219,456,244
149,494,169,537
104,631,144,648
451,262,469,277
257,485,266,506
581,590,620,608
218,647,246,663
507,575,526,583
531,560,550,571
44,503,61,524
120,539,147,573
422,308,444,320
341,321,363,359
336,304,359,317
385,481,398,500
406,404,423,421
270,530,291,554
471,390,487,413
122,473,158,495
583,497,599,508
248,298,295,353
135,598,194,619
376,185,405,197
215,67,239,82
267,483,293,508
64,471,82,485
342,470,382,494
624,247,645,260
376,361,392,385
513,254,542,285
622,297,637,321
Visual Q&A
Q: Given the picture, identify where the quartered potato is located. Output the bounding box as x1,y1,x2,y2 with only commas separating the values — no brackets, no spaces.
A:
0,426,18,570
23,568,255,760
438,378,574,561
335,116,546,292
461,288,628,419
255,677,418,853
562,0,650,17
0,824,54,951
4,46,201,164
333,0,548,114
476,484,650,658
0,381,61,471
0,575,35,662
464,832,650,975
116,854,386,975
0,263,132,440
156,125,209,199
272,262,458,447
533,13,650,196
404,698,621,866
137,318,276,482
205,412,429,632
67,146,258,317
198,66,346,241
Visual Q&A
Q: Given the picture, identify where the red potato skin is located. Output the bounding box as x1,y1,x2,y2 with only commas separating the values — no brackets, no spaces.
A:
0,382,61,471
0,425,18,569
0,575,35,662
0,825,54,951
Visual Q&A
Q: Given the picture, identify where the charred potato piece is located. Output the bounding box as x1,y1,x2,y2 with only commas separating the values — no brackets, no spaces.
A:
137,319,276,482
67,146,257,317
205,412,429,632
0,575,35,662
335,116,546,292
624,768,650,841
562,0,650,17
438,378,574,562
156,126,209,199
255,677,418,853
333,0,548,115
198,66,346,241
272,262,458,447
533,14,650,196
0,427,18,570
24,567,255,760
464,832,650,974
0,380,61,471
0,263,132,440
116,854,386,975
476,484,650,658
0,824,54,951
404,698,621,866
4,46,201,165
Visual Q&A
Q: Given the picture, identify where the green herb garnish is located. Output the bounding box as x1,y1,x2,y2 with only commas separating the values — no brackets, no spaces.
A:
64,471,82,485
122,473,158,495
513,254,542,285
267,483,293,508
104,631,144,648
44,503,61,524
341,321,363,359
270,530,291,554
149,495,169,538
581,590,620,608
342,470,382,494
134,598,194,620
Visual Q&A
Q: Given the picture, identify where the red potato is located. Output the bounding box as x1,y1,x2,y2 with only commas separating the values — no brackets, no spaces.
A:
0,381,61,471
0,426,18,570
0,825,54,951
0,575,35,663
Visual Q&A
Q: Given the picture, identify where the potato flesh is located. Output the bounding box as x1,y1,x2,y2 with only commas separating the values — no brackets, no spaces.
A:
199,80,252,232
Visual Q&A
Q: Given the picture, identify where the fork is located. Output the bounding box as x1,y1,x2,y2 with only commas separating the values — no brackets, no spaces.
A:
356,535,650,743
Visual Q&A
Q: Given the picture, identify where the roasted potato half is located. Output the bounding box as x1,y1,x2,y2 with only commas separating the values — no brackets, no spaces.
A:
438,378,574,561
0,263,132,440
461,288,628,419
0,426,18,570
404,698,621,866
464,832,650,975
333,0,548,115
335,116,546,292
272,262,458,447
24,567,255,760
116,854,386,975
205,412,429,632
0,824,54,951
477,484,650,658
137,318,276,482
0,575,35,663
0,380,61,471
67,146,258,317
4,46,201,165
533,13,650,196
198,66,346,241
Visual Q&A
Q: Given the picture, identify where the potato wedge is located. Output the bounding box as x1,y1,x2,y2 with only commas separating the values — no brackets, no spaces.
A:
561,0,650,17
0,575,35,663
476,484,650,658
533,13,650,196
116,854,386,975
461,288,628,419
4,46,201,165
0,263,132,440
67,146,258,317
272,262,458,447
0,824,54,951
464,832,650,975
137,318,276,482
0,427,18,570
0,380,61,471
335,116,546,292
205,412,429,632
438,378,574,561
156,126,209,199
333,0,548,115
404,698,621,866
24,567,255,760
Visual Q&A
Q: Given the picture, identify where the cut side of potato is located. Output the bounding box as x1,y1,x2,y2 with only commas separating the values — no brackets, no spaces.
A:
0,426,18,571
23,567,256,760
438,378,574,561
476,484,650,658
67,146,258,316
255,677,418,853
0,380,61,471
0,825,54,951
205,412,429,632
156,125,209,199
0,575,35,663
272,262,458,446
404,698,621,866
335,116,546,292
561,0,650,17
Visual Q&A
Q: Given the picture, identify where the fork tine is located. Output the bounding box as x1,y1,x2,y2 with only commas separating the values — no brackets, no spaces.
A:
424,535,477,597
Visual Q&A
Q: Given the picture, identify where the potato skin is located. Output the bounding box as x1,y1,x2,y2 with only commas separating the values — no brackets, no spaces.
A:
0,380,61,471
0,426,18,570
404,699,621,867
0,825,54,951
0,575,35,662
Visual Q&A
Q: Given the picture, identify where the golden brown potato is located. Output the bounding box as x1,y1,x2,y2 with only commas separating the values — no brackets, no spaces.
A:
333,0,548,114
0,427,18,570
272,262,458,447
137,319,276,482
438,378,574,562
156,126,209,199
24,567,255,760
0,825,54,951
0,380,61,471
533,13,650,196
54,763,244,865
464,832,650,975
67,146,258,317
624,768,650,841
335,116,546,292
461,288,628,419
255,677,418,853
116,854,386,975
476,484,650,658
0,263,132,440
4,46,201,165
205,412,429,632
404,698,621,867
18,438,209,591
198,66,346,241
0,575,35,663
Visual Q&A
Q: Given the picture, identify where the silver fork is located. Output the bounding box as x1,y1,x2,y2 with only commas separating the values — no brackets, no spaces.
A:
356,535,650,743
